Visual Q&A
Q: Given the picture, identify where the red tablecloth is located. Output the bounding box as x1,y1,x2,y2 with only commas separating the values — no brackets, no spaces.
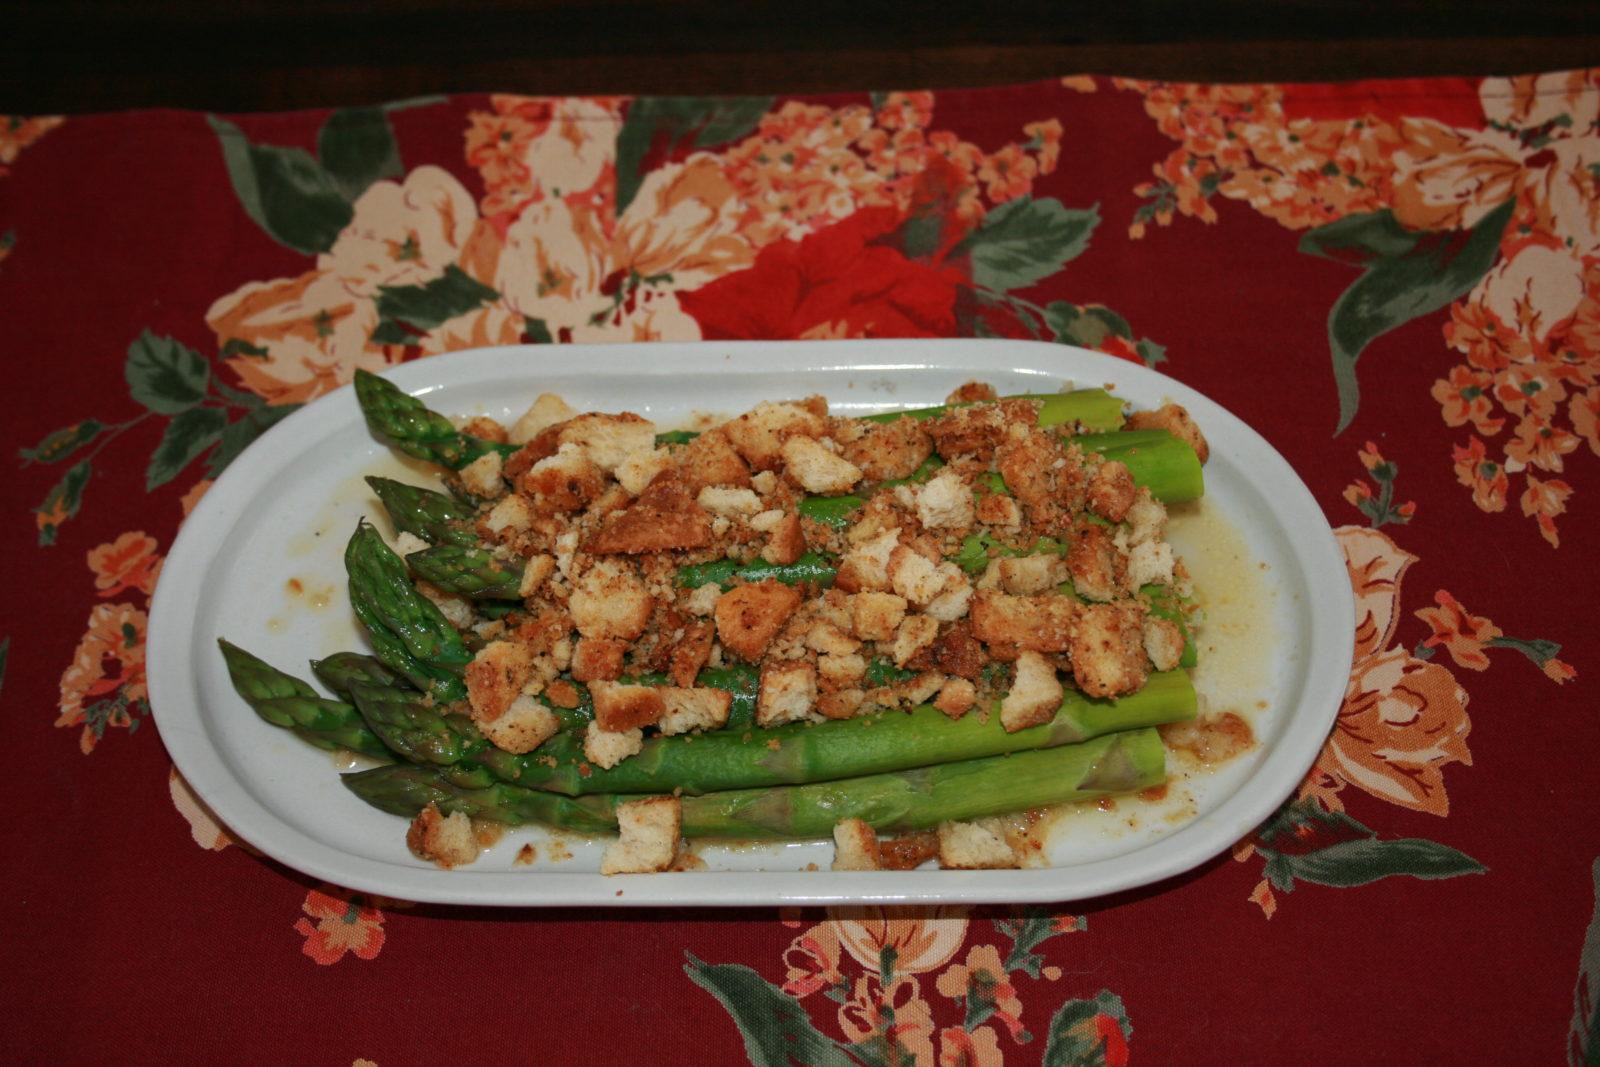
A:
4,70,1598,1064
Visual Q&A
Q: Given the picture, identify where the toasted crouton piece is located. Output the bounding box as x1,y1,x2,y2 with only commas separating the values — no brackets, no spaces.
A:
933,677,978,719
615,446,673,496
892,615,941,667
1066,524,1122,603
715,579,803,662
656,687,733,735
758,661,820,726
667,619,716,688
600,795,681,875
1126,539,1175,590
417,579,475,631
510,393,576,445
831,818,883,871
1127,402,1209,463
760,510,806,565
584,472,714,554
480,693,560,754
583,722,644,769
569,559,653,640
975,493,1023,530
724,401,828,471
970,591,1076,654
518,553,557,598
462,415,509,443
996,427,1060,520
684,581,723,617
1124,490,1168,545
1001,650,1062,732
675,427,752,490
947,381,998,404
817,687,866,719
458,450,506,499
997,554,1069,595
925,565,974,622
888,546,948,606
924,403,1009,460
1071,603,1149,698
904,620,986,679
557,412,657,472
851,590,908,641
937,819,1020,869
781,436,864,494
466,639,535,722
697,485,763,518
818,652,868,689
835,527,901,593
914,469,975,531
591,680,665,731
1086,459,1137,522
839,416,934,481
520,444,606,513
1143,616,1186,672
482,493,535,539
805,620,861,657
571,637,628,681
407,804,480,869
394,531,430,558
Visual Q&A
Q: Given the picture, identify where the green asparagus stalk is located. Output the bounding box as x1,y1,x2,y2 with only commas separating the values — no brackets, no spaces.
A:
345,521,471,703
675,550,837,592
861,389,1125,431
217,639,392,761
341,728,1166,839
406,544,525,599
353,369,519,471
527,669,1193,796
685,727,1164,839
343,761,621,834
366,476,480,547
310,651,402,699
1076,428,1203,503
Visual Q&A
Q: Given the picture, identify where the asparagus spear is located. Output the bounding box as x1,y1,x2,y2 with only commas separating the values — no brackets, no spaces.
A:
365,476,480,547
675,550,837,592
405,544,525,599
310,651,402,699
345,521,471,702
343,761,621,834
1075,428,1203,503
526,669,1192,796
860,389,1125,431
353,369,518,471
341,728,1165,839
217,639,392,761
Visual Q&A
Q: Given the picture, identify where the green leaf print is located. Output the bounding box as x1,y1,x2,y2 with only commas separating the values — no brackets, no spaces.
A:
1568,858,1600,1065
18,419,104,465
1045,302,1131,349
961,198,1100,293
0,637,10,697
1041,990,1131,1067
145,407,227,491
316,107,404,203
35,459,91,546
1299,199,1514,434
683,953,880,1067
1279,837,1485,888
206,403,301,478
208,115,355,255
125,331,209,415
371,265,500,344
614,96,773,215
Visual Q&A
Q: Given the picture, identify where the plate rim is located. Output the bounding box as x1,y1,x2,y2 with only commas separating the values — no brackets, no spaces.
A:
147,337,1353,907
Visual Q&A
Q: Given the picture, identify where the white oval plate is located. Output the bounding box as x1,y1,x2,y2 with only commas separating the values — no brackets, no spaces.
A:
148,339,1352,907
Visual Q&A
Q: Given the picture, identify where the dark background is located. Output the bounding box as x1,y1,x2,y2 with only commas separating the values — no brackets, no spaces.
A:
4,0,1598,114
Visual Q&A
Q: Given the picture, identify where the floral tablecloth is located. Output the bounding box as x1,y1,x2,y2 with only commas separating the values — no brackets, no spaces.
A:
4,69,1598,1064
